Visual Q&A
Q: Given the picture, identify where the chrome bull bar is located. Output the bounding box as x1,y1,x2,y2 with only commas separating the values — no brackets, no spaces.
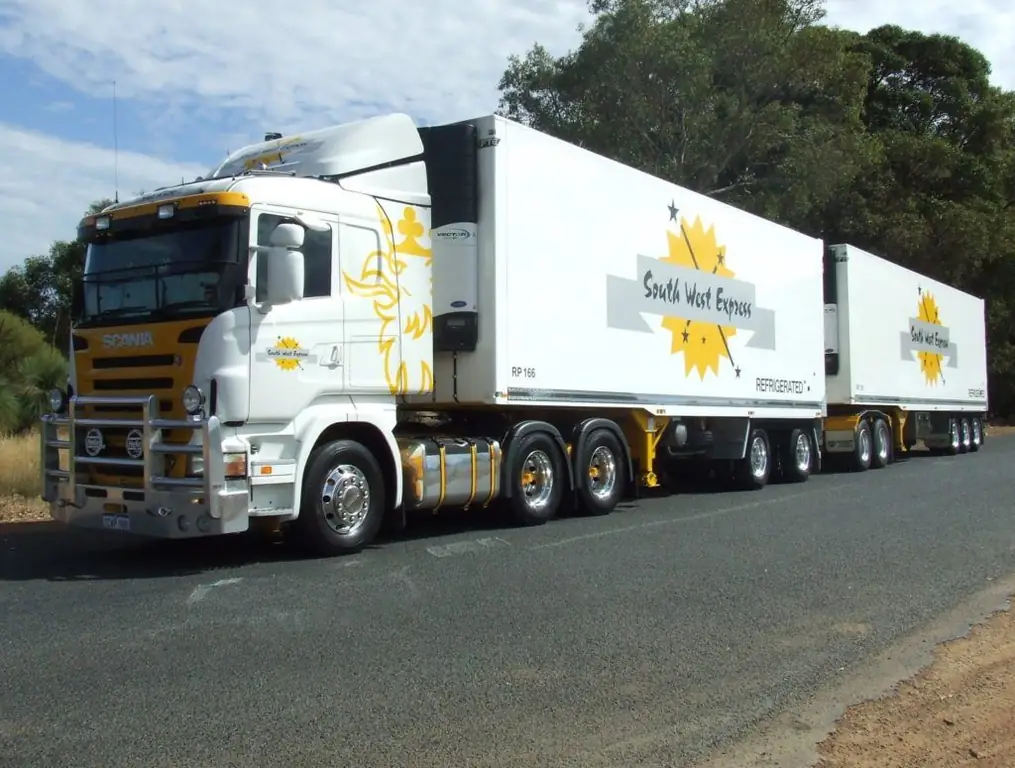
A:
40,394,228,519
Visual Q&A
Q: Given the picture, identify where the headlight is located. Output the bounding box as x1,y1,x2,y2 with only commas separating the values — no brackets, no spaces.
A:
48,388,67,413
181,385,205,415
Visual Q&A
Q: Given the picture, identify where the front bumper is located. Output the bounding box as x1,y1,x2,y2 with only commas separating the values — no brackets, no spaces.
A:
40,394,249,539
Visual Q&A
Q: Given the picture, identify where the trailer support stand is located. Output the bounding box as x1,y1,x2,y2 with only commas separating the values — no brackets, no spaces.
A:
625,411,670,489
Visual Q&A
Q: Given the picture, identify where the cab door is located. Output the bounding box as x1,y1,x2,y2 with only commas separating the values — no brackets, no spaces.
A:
247,206,345,423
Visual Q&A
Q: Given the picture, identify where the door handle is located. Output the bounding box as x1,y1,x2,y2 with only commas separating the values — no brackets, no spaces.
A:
328,345,342,367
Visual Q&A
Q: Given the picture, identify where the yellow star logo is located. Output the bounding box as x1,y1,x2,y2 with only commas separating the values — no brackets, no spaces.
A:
659,216,737,380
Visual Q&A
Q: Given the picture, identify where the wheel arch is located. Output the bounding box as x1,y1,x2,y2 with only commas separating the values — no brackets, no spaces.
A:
293,410,402,519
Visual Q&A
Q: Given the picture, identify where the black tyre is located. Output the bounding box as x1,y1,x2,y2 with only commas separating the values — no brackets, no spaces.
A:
959,417,971,454
970,417,983,453
945,418,960,456
851,419,872,472
507,432,566,526
293,439,386,556
576,428,626,516
780,428,813,483
871,418,891,470
734,427,771,490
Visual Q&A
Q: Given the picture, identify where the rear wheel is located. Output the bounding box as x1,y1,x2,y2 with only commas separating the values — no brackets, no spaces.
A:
734,428,771,490
959,418,971,454
970,417,983,453
576,429,625,516
780,428,813,483
851,419,872,472
871,418,891,469
507,432,566,526
293,439,386,556
945,418,960,456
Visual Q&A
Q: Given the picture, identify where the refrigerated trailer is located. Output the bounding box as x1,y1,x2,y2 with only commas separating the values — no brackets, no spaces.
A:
821,243,989,468
40,112,831,555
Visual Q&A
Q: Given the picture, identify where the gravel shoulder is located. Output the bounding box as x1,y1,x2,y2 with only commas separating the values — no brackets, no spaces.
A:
816,597,1015,767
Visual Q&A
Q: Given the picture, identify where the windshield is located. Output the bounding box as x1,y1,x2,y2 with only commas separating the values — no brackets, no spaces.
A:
78,219,247,326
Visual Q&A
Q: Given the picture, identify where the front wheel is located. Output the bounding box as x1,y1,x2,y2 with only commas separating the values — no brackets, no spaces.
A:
734,428,771,490
293,439,386,556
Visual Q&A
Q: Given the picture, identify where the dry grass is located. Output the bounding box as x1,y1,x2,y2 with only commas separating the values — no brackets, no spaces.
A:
0,430,48,523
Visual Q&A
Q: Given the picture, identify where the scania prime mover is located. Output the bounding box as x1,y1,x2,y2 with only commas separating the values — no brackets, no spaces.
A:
38,113,986,555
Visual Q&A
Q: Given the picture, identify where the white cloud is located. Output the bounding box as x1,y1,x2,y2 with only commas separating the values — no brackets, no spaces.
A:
0,0,1011,141
0,0,593,134
1,0,1012,275
0,123,204,272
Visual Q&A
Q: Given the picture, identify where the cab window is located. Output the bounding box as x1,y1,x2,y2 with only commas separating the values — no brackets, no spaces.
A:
255,213,333,301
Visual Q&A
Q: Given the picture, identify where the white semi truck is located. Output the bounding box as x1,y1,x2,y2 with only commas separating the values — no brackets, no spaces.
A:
39,113,987,555
820,243,989,467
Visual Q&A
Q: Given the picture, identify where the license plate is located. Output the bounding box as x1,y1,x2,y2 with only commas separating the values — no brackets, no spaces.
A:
102,514,131,532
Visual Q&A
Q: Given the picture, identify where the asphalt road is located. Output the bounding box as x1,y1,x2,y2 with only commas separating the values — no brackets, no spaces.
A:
3,437,1015,768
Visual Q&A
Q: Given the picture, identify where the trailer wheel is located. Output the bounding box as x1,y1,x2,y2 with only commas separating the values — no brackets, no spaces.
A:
871,418,891,470
959,418,971,454
507,432,566,526
970,418,983,453
576,429,625,516
734,428,771,490
293,439,386,556
779,428,813,483
945,418,960,456
851,419,872,472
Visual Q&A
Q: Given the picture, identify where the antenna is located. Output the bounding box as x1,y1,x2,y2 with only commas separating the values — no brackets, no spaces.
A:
112,79,120,204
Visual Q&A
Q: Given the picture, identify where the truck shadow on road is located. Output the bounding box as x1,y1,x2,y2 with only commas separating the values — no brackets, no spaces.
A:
0,504,575,583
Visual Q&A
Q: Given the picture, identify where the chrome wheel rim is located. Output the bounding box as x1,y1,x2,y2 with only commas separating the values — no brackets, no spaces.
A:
875,423,889,461
588,445,617,502
521,450,554,511
858,428,872,464
320,464,370,535
750,436,768,478
794,433,811,473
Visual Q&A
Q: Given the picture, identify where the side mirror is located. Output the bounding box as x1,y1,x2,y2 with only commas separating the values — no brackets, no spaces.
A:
269,222,305,249
266,247,304,304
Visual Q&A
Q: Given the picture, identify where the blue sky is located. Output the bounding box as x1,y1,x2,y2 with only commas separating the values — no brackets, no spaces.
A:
1,0,1013,275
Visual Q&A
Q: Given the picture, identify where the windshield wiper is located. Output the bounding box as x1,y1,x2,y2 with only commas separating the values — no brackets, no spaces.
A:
94,305,150,319
159,299,211,312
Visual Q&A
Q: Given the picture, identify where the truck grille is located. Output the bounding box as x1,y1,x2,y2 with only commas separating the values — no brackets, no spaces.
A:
71,325,208,486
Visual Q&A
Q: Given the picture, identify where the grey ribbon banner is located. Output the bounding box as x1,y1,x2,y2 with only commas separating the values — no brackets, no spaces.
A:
900,319,958,368
606,254,776,350
254,347,318,367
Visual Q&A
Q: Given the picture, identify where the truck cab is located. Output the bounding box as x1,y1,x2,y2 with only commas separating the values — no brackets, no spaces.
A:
41,113,440,545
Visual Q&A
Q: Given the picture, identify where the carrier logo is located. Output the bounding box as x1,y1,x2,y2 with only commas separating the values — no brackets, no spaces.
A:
433,227,474,241
102,331,154,349
900,288,958,385
605,203,777,381
267,336,310,371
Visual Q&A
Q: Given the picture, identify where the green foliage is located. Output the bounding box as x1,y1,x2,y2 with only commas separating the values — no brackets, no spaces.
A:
0,198,111,355
499,0,1015,417
0,310,68,434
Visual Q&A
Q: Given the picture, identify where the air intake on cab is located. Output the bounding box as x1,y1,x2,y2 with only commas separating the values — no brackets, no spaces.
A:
418,122,479,352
